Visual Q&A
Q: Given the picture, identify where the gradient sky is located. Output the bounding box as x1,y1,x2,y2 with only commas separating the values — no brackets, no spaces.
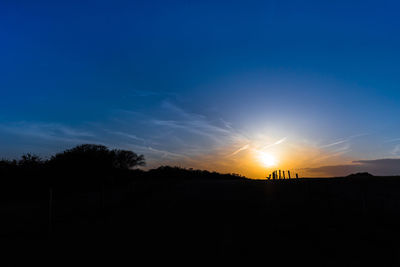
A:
2,0,400,178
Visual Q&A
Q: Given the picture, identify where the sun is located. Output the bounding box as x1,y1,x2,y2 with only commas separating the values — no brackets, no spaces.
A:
257,151,277,168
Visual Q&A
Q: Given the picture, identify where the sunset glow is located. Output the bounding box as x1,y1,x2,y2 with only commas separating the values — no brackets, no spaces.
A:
2,1,400,179
257,151,277,168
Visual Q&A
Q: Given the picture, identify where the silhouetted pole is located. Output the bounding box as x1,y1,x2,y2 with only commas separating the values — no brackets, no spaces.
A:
296,173,299,179
288,171,291,179
283,171,286,180
279,170,281,179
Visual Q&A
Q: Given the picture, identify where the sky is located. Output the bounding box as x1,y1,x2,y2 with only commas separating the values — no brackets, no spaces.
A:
1,0,400,178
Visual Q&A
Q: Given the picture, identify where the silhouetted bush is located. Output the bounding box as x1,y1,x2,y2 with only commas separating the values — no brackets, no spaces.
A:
49,144,145,174
18,153,45,168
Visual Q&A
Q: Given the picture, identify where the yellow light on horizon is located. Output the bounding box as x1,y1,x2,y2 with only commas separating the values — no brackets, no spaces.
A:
257,151,277,168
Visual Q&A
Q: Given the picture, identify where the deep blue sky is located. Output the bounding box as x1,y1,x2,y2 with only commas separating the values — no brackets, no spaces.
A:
1,0,400,177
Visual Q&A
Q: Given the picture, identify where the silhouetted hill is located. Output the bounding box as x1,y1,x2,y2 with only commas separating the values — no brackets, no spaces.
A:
3,145,400,266
347,172,375,178
145,165,246,180
3,173,400,266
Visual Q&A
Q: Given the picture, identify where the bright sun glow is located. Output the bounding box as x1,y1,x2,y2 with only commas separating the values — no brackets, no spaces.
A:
257,151,277,168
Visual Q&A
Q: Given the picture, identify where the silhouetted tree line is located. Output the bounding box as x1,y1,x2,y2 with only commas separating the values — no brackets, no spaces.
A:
0,144,144,171
0,144,246,200
0,144,245,178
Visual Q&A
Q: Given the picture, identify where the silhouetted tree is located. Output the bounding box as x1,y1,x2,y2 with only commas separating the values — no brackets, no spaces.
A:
18,153,44,168
50,144,111,171
111,149,145,169
49,144,145,174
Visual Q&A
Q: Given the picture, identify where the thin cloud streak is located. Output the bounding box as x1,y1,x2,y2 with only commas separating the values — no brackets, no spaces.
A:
107,100,249,170
105,130,146,143
319,139,347,148
319,133,367,150
228,144,250,157
260,137,287,150
384,138,400,143
0,121,95,143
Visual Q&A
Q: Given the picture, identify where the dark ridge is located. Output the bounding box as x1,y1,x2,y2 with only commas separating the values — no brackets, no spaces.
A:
3,144,400,266
146,165,246,180
346,172,375,178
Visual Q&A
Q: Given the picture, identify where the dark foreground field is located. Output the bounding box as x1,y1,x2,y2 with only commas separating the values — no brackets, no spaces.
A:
2,174,400,266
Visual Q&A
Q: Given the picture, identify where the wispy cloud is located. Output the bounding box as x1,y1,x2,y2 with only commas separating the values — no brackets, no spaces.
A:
105,130,146,143
0,121,101,158
384,138,400,143
319,139,347,148
260,137,287,150
146,100,236,147
0,121,95,143
316,134,368,161
319,133,367,149
104,99,247,170
147,146,188,160
151,119,231,142
228,144,250,157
